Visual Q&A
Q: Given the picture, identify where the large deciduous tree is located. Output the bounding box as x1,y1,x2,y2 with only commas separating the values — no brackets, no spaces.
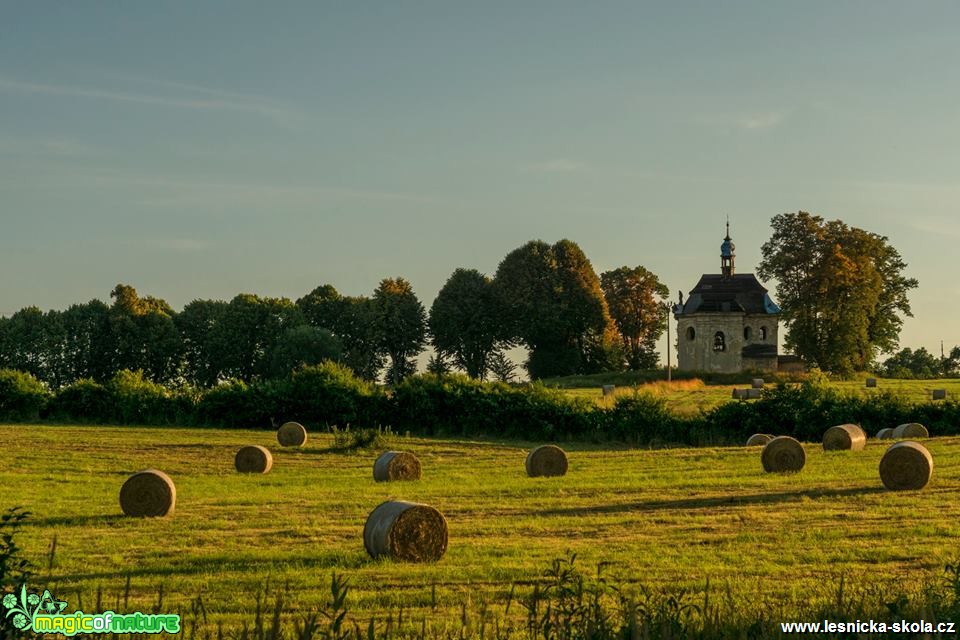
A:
108,284,182,383
600,265,670,370
297,285,385,381
372,277,427,385
429,268,504,379
494,239,617,379
758,212,918,374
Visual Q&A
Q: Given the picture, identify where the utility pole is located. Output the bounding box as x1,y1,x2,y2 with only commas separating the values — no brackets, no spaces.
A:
667,304,672,382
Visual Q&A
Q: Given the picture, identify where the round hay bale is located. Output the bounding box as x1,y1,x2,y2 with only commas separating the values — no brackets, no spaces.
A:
880,441,933,491
761,436,805,473
732,388,747,399
892,423,929,439
933,389,947,400
865,377,877,388
751,378,765,389
525,445,568,477
746,433,774,447
373,451,422,482
746,388,762,399
235,445,273,473
601,384,615,396
822,424,866,451
277,422,307,447
876,428,894,440
363,500,448,562
120,469,176,517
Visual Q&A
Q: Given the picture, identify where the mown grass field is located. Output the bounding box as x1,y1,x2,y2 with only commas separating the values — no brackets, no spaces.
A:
563,378,960,416
3,424,960,634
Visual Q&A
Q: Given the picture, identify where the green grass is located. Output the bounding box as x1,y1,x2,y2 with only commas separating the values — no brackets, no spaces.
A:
3,424,960,633
562,377,960,416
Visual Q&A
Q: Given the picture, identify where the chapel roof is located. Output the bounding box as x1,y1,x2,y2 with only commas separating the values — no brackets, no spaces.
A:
679,273,781,315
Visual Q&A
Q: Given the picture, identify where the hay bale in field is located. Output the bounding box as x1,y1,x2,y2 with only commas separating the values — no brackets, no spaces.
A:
602,384,615,396
865,377,877,388
525,445,568,477
892,423,929,439
746,433,774,447
277,421,307,447
880,441,933,491
761,436,805,473
746,388,762,399
732,388,747,399
876,428,894,440
933,389,947,400
822,424,867,452
363,500,448,562
373,451,422,482
235,445,273,473
120,469,176,517
751,378,765,389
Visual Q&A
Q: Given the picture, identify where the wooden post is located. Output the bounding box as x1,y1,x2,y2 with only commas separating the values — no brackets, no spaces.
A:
666,302,672,382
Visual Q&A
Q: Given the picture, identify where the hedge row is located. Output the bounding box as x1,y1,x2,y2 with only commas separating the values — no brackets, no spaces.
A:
1,366,958,445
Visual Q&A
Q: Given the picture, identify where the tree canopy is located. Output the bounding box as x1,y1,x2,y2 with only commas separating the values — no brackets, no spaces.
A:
758,212,918,374
429,268,504,379
494,239,617,379
601,265,670,370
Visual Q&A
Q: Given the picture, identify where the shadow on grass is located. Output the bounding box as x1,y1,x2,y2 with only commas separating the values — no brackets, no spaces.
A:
24,514,126,527
535,485,889,517
52,551,372,582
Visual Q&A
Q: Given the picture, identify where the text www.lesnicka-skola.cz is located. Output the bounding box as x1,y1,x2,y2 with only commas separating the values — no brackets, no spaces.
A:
781,619,955,634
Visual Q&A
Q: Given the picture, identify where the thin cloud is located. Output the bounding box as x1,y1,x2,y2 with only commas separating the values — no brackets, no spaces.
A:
521,158,586,173
695,110,788,131
75,168,457,210
737,111,786,130
0,76,294,122
152,238,210,252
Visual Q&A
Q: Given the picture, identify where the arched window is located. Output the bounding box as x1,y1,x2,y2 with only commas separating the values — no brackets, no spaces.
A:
686,327,696,341
713,331,726,352
760,326,768,341
743,326,752,341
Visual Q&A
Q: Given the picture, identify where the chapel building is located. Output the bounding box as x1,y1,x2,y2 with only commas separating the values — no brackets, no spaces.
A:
674,225,781,373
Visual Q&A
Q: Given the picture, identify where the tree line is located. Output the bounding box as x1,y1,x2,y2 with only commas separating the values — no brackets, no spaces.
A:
0,212,929,384
0,240,671,389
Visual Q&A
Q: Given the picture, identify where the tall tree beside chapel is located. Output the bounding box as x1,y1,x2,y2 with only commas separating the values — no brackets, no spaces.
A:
758,212,918,374
600,265,670,370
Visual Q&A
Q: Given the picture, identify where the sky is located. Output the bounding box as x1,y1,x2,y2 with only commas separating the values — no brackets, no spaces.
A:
2,2,959,366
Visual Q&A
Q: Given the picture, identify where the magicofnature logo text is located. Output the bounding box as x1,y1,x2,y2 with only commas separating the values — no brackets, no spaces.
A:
3,584,180,636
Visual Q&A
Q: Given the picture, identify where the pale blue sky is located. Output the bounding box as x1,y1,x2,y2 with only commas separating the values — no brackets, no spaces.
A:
2,2,959,363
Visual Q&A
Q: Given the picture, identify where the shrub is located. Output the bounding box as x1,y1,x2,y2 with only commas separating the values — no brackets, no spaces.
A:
389,374,596,439
105,370,190,425
196,379,283,429
282,362,384,428
0,369,48,422
46,378,112,422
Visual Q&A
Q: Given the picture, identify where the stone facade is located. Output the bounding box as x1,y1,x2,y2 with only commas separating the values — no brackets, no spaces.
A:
676,313,779,373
